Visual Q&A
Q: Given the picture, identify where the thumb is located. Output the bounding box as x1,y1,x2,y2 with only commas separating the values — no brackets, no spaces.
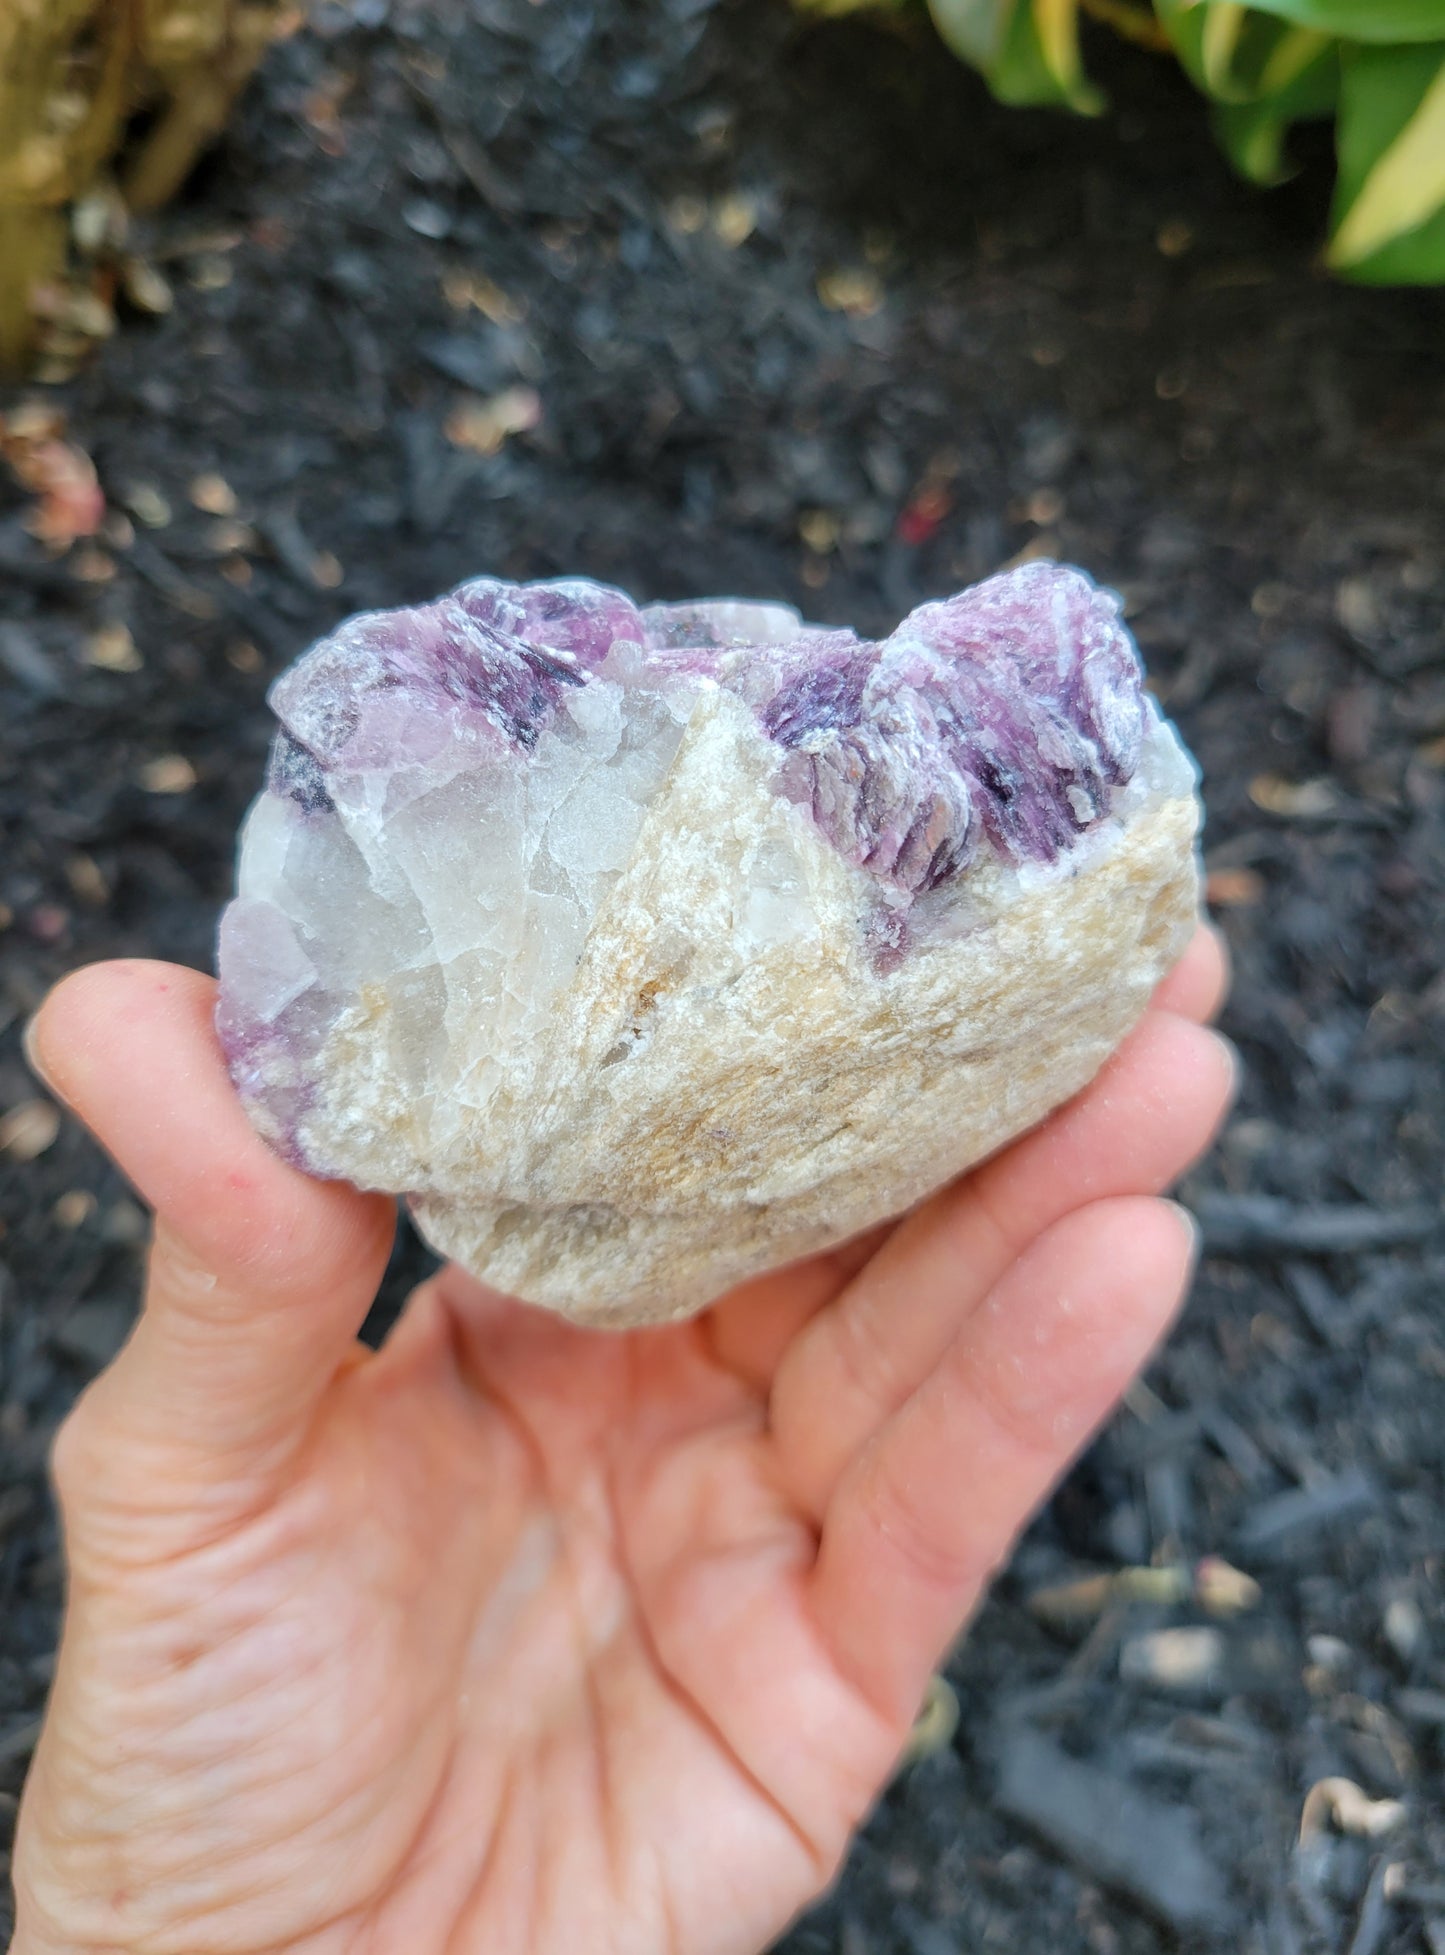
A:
27,959,394,1473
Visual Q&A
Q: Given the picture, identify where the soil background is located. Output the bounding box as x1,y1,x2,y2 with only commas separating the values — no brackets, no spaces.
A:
2,1,1444,1948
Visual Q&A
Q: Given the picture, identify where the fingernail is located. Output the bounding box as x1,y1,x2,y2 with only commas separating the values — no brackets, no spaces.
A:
22,1012,55,1092
1164,1199,1202,1266
1206,1027,1241,1100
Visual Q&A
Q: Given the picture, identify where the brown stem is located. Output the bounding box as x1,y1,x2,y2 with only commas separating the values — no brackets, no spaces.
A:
0,0,134,371
0,205,68,375
125,5,281,212
0,3,287,368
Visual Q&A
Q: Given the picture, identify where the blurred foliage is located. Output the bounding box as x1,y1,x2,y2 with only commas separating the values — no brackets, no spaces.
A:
0,1,293,372
798,0,1445,282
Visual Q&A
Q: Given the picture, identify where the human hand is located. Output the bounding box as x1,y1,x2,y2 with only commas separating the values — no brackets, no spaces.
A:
12,929,1233,1955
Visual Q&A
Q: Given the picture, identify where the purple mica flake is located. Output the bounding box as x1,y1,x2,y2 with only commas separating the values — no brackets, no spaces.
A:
905,562,1146,787
454,576,645,667
751,561,1148,893
759,637,872,745
268,579,615,771
755,629,973,893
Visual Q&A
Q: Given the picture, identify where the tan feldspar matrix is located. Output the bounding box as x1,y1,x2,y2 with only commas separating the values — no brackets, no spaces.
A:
217,562,1202,1326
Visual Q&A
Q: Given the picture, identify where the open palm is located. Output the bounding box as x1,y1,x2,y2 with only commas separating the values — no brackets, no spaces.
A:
14,935,1232,1955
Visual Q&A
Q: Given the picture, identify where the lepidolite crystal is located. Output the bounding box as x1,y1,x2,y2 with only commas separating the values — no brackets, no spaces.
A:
218,563,1201,1325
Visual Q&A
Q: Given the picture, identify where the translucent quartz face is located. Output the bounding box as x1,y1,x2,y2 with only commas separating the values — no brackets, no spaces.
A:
217,562,1186,1167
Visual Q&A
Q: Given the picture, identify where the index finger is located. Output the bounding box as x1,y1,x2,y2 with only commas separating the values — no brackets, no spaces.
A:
1151,919,1229,1023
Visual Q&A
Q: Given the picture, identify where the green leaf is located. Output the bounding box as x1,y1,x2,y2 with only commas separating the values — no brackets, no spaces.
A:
1155,2,1329,102
1153,0,1264,99
1217,1,1445,46
1213,98,1293,177
1201,2,1249,95
1211,38,1338,182
1330,40,1445,278
929,0,1103,109
1257,24,1332,92
926,0,1018,66
1031,0,1103,108
1152,0,1216,91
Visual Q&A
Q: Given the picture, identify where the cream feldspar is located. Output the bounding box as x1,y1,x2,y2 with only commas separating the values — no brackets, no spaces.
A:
218,566,1201,1326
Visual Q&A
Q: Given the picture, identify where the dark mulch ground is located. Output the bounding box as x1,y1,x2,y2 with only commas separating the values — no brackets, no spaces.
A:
2,0,1443,1947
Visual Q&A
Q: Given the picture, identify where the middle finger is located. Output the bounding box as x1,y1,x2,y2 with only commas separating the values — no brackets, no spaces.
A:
768,1007,1236,1518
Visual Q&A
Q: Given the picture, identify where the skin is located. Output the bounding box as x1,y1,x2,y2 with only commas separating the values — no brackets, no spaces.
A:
12,928,1233,1955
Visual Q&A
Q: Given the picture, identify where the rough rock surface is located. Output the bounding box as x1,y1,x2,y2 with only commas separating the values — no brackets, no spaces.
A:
217,562,1201,1325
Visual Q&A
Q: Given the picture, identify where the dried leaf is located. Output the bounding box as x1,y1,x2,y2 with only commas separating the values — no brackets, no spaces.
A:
1248,773,1340,817
441,270,524,325
189,472,238,516
1299,1776,1407,1843
53,1190,97,1229
712,193,758,247
120,257,175,315
445,387,542,457
1193,1556,1263,1615
798,509,840,553
65,854,109,904
817,267,883,316
1206,866,1265,906
899,1674,960,1765
0,411,105,547
85,623,142,671
0,1100,62,1161
138,754,197,794
1120,1626,1227,1687
123,483,172,529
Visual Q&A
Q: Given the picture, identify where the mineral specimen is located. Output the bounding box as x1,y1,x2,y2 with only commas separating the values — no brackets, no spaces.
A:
217,563,1201,1326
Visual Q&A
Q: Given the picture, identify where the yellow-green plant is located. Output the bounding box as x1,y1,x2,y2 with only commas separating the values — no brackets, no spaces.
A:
0,1,289,372
799,0,1445,283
